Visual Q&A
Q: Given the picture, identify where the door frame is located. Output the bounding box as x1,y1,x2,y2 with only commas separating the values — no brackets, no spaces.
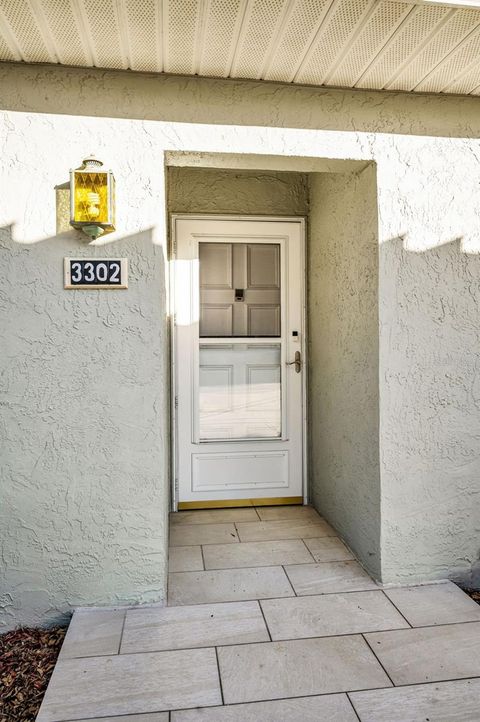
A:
170,214,308,511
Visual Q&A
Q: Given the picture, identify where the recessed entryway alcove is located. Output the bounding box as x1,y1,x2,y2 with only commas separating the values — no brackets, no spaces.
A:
165,151,380,580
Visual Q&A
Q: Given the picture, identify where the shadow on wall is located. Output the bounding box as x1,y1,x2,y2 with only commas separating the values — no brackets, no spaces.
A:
379,233,480,586
383,233,480,255
1,63,480,139
0,223,170,631
307,166,381,578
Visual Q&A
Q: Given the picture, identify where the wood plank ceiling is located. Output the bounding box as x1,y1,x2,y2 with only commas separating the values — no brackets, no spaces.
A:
1,0,480,95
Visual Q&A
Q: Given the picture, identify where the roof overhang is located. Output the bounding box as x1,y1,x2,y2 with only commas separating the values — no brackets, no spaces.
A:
1,0,480,97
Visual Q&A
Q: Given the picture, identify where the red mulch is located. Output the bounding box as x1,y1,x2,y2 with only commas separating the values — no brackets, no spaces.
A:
0,626,66,722
465,589,480,605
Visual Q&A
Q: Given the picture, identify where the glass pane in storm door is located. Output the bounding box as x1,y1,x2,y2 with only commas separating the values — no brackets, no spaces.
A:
199,344,281,440
199,242,281,337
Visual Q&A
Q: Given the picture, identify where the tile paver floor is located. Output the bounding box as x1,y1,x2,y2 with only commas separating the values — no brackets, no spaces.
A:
38,505,480,721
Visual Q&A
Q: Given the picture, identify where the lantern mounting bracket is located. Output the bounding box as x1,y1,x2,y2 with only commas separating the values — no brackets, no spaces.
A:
81,224,105,241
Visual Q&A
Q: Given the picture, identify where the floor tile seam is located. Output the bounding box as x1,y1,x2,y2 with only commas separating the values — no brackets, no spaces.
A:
361,632,396,687
258,588,403,603
235,519,338,539
53,678,480,722
127,598,268,613
170,521,240,529
257,599,273,641
379,589,413,628
170,558,362,569
40,677,478,722
204,678,480,707
282,564,298,596
237,519,331,525
290,587,381,597
168,564,290,575
366,619,480,636
199,540,341,552
42,709,173,722
240,622,413,645
355,674,480,690
410,618,480,629
117,608,128,655
40,678,480,722
198,537,327,549
236,533,338,543
170,518,222,524
173,693,354,713
169,556,356,564
167,586,387,605
170,512,321,525
232,520,240,542
412,619,480,629
345,691,362,721
349,675,480,703
282,559,367,569
167,593,295,607
179,631,366,652
214,646,225,705
170,686,395,713
174,689,360,709
61,626,417,662
203,559,327,571
171,532,337,547
170,518,258,526
303,556,358,563
166,691,372,717
170,541,241,548
168,565,376,580
300,537,318,562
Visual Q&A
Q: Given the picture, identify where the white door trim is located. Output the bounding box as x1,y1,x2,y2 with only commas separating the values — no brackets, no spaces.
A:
170,214,308,511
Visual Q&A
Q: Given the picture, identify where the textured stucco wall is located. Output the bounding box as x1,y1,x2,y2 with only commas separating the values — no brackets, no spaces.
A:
380,223,480,587
1,229,169,629
308,168,380,579
167,167,309,216
0,112,171,630
1,64,480,628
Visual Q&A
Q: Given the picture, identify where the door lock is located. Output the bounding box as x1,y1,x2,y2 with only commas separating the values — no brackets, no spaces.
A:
287,350,301,373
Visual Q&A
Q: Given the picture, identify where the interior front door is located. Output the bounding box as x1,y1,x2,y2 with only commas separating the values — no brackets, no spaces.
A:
173,216,305,509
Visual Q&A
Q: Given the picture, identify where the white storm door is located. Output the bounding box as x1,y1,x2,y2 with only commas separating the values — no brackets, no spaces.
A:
173,217,305,506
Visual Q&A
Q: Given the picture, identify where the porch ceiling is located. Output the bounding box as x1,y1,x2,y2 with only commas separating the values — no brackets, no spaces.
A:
1,1,480,96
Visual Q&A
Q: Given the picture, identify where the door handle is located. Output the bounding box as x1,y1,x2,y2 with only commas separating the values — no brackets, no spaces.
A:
286,350,301,373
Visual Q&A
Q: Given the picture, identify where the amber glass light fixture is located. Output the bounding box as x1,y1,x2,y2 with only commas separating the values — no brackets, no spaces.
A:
70,156,115,240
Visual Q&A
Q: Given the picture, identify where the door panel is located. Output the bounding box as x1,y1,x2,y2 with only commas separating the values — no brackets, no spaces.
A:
191,451,289,492
173,217,305,507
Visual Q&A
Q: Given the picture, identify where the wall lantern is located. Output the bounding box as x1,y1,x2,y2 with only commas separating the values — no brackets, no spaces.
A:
70,156,115,241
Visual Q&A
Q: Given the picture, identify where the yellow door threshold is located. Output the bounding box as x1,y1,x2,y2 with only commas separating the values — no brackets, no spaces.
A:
177,496,303,510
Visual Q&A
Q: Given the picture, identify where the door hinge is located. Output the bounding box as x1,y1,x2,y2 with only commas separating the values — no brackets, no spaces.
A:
174,395,178,408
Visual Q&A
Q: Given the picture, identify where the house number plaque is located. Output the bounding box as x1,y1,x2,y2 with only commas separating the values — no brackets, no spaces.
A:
64,258,128,289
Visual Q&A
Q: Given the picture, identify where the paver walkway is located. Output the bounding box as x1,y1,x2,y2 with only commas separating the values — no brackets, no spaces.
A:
37,506,480,721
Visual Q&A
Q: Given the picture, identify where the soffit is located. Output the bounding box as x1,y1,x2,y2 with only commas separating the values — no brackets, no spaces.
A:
0,0,479,96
